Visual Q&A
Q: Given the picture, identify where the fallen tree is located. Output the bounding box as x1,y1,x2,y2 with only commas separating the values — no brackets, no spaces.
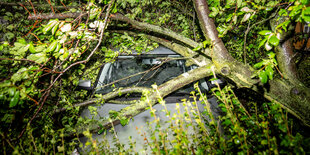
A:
1,0,310,139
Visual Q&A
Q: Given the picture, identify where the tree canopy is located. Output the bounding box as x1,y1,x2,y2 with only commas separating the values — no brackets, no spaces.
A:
0,0,310,154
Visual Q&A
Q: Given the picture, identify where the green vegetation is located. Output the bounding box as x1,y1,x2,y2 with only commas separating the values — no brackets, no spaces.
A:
0,0,309,154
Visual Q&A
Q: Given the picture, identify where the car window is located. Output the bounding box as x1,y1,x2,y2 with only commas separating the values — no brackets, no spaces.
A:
95,56,195,95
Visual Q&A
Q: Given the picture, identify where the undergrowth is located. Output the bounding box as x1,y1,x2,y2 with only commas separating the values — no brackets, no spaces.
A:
2,83,310,154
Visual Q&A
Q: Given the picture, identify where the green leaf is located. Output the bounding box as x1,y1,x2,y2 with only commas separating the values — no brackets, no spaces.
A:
268,35,280,46
0,80,11,88
0,94,4,100
210,7,219,17
98,128,105,135
11,67,29,83
29,43,36,53
193,44,202,51
241,13,251,23
237,0,242,8
267,52,276,58
259,71,268,84
27,53,48,64
16,44,30,56
43,19,58,34
46,41,58,53
302,7,310,22
7,24,14,31
265,42,272,51
234,139,240,144
258,30,272,35
54,43,61,53
261,140,268,145
8,87,16,97
52,22,59,35
289,5,302,17
202,40,211,48
9,91,19,108
265,65,274,80
34,44,47,53
4,32,15,40
301,0,309,5
258,38,267,49
120,117,130,126
253,61,263,69
60,23,72,32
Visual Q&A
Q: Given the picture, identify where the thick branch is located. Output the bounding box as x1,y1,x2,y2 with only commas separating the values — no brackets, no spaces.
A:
112,13,201,49
193,0,233,61
110,30,211,66
270,15,298,83
70,65,213,136
276,39,299,82
28,12,86,20
54,87,151,113
0,2,79,9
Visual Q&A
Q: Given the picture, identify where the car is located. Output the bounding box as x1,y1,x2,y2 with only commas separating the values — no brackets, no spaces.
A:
77,46,225,152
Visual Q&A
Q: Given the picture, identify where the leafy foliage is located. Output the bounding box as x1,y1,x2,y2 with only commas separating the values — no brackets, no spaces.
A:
0,0,309,154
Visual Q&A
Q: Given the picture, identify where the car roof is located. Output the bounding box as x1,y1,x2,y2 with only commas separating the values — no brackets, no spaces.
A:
119,46,178,56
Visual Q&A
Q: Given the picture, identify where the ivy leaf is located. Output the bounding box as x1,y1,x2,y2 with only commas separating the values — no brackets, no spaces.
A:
258,30,272,36
268,35,280,46
259,71,268,84
265,65,274,80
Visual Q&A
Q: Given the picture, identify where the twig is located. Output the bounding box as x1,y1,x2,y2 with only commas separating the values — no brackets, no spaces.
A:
243,8,280,64
243,21,251,64
47,0,115,93
0,58,43,67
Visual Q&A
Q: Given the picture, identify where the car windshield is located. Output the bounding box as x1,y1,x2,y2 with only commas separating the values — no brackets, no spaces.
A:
95,55,195,95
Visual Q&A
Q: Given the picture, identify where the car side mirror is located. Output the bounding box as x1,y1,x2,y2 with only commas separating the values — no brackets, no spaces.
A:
78,79,93,90
207,78,226,90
